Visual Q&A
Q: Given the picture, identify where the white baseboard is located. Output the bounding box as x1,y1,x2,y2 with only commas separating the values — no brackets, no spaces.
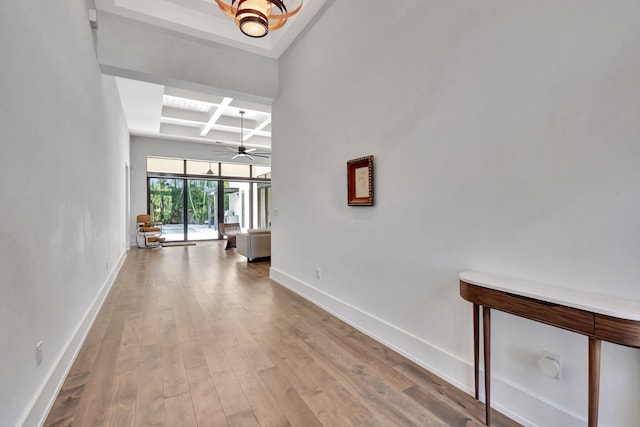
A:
18,249,128,427
269,267,584,427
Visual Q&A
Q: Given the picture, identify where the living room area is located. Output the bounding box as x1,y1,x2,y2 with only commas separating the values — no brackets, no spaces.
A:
131,143,273,258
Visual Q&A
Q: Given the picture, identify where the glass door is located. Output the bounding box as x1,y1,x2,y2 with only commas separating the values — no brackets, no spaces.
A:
224,181,251,231
148,178,184,242
186,180,218,241
148,176,267,241
252,182,271,229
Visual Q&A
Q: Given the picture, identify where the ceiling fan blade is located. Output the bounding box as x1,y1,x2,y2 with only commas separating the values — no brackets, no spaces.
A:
232,154,240,160
247,154,255,160
245,148,256,152
253,154,270,158
227,147,238,152
252,152,271,155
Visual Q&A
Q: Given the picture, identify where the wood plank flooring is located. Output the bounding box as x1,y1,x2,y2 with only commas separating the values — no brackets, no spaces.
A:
44,242,521,427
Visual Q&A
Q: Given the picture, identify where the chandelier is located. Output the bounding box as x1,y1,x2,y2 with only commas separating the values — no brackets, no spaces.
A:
214,0,303,38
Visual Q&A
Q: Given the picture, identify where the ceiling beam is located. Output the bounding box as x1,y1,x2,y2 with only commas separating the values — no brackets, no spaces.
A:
244,116,271,141
200,97,233,136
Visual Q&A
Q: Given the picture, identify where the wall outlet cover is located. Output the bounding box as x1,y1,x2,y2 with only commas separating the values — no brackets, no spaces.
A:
538,352,561,380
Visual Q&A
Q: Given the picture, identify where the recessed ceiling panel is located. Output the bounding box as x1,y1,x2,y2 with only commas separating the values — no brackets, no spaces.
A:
97,0,330,58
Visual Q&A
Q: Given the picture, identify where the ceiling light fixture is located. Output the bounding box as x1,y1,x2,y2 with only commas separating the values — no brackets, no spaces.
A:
214,0,303,38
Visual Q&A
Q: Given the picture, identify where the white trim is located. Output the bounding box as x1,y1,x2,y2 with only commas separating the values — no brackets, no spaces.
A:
269,267,584,427
18,249,128,427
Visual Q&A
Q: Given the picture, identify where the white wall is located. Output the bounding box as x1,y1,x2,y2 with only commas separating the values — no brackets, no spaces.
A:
0,1,130,426
97,11,279,104
271,1,640,426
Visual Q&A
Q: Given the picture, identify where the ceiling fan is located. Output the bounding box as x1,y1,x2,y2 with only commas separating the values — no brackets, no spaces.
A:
213,110,271,161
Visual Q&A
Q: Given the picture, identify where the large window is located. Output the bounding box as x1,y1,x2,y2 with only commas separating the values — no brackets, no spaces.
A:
187,180,219,241
252,181,271,229
224,181,248,228
148,178,184,242
146,157,271,241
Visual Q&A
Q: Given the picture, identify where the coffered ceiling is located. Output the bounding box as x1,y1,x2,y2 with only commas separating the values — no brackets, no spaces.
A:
100,0,330,154
116,77,272,150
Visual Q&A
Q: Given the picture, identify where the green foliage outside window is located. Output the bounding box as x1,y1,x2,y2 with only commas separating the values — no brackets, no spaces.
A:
149,178,217,225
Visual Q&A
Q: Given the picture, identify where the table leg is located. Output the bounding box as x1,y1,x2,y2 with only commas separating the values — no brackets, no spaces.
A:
588,337,601,427
473,303,480,400
483,307,491,426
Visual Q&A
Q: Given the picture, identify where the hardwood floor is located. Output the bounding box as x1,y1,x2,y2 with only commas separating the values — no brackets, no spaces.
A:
44,242,521,427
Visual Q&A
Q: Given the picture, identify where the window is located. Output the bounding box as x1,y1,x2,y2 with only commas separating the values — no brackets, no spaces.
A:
253,165,271,178
147,157,184,174
221,163,251,178
145,156,271,240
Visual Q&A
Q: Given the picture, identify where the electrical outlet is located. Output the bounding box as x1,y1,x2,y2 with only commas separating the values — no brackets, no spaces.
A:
36,342,43,366
315,267,322,280
105,261,109,271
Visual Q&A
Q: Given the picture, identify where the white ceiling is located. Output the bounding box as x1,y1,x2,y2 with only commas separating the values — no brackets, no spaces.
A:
102,0,328,153
96,0,327,58
116,77,273,150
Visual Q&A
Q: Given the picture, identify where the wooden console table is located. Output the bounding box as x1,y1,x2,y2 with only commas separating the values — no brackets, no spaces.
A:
459,271,640,427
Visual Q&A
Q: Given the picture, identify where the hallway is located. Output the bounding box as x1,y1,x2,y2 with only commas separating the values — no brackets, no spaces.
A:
44,242,519,426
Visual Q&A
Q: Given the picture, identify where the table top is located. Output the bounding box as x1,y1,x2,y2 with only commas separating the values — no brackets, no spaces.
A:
459,271,640,321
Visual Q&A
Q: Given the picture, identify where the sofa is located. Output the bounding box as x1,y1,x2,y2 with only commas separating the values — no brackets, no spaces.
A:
236,229,271,261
